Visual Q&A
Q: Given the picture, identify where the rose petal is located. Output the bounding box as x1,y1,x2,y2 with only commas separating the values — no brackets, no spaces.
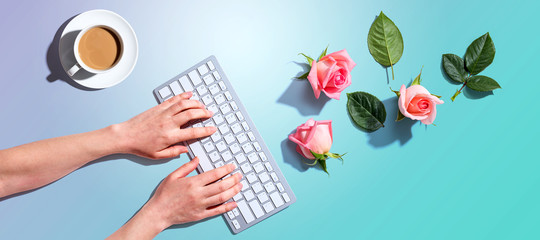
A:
323,49,356,70
319,57,337,89
307,61,321,99
421,104,437,125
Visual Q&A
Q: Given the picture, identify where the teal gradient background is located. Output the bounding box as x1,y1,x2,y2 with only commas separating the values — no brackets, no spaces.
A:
1,0,539,239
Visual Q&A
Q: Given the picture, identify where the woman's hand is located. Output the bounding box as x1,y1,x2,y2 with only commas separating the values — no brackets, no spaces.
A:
114,92,216,159
107,158,243,239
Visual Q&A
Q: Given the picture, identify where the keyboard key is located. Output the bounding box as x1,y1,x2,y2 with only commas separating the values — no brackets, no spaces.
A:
227,211,235,220
209,151,220,162
242,143,254,153
225,113,237,124
247,132,255,141
232,208,240,216
259,152,267,161
191,92,199,101
215,161,224,168
244,190,255,201
236,133,248,144
240,180,248,191
188,70,202,86
233,191,243,201
201,94,213,105
230,101,238,111
257,192,269,203
232,219,240,229
253,142,261,151
249,200,264,219
208,104,218,114
252,182,263,193
170,81,182,95
269,192,284,208
210,131,221,142
179,76,193,92
258,172,270,183
214,94,226,105
271,172,279,182
204,121,215,128
276,182,284,192
207,61,215,70
237,200,254,223
220,104,232,114
231,123,242,134
196,85,207,95
263,202,275,213
224,91,232,100
264,182,276,193
282,193,291,203
224,133,235,144
203,74,214,85
222,150,232,162
158,86,171,98
213,114,224,125
203,142,215,152
241,122,250,131
198,64,209,76
236,112,244,121
265,162,273,171
246,172,257,183
247,152,258,163
218,124,229,135
235,153,247,164
241,162,252,173
209,83,220,94
189,141,213,172
218,81,226,90
213,71,221,80
216,141,227,152
164,95,172,101
253,162,264,173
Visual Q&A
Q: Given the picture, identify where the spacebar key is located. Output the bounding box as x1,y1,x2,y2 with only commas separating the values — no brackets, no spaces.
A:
189,141,214,172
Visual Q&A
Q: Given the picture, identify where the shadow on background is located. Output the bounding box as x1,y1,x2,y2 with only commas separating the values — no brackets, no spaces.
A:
46,15,98,91
362,97,416,148
281,137,309,172
276,62,330,116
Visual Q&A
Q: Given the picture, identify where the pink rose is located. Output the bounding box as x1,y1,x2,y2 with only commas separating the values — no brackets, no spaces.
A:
288,119,333,160
307,49,356,100
398,84,444,125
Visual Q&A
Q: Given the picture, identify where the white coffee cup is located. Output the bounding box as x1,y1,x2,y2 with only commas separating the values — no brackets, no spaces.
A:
68,25,124,76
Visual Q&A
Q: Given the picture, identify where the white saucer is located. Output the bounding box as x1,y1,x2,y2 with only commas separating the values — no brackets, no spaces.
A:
59,9,138,89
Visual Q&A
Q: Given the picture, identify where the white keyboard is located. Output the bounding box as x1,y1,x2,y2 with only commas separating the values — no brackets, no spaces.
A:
153,56,296,234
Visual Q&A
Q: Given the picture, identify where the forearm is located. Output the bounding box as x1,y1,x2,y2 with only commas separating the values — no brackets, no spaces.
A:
107,201,168,240
0,124,126,198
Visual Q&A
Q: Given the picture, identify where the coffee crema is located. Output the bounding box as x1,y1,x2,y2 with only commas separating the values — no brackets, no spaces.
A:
78,27,122,70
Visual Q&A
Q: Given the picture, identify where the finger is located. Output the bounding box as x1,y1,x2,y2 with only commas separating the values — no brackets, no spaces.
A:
173,109,213,126
175,126,217,142
205,181,242,206
195,163,235,185
152,145,189,159
203,173,242,197
203,201,238,219
169,157,200,179
166,99,205,116
161,92,193,109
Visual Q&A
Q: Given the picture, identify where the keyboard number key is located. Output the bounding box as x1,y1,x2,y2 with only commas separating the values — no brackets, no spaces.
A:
198,64,209,76
276,182,284,192
269,192,284,208
282,193,291,203
224,91,232,100
218,81,226,90
207,61,215,70
249,200,264,219
263,202,275,213
237,200,254,223
232,219,240,229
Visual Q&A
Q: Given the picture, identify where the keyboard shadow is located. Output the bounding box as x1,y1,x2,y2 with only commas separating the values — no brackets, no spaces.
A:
276,62,330,116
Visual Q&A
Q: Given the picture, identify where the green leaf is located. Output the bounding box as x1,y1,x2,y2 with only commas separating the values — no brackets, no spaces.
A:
442,54,468,83
466,75,501,91
390,87,400,97
296,71,310,80
451,89,462,102
318,45,329,61
299,53,314,66
396,110,406,121
318,159,328,174
431,93,442,98
464,33,496,75
411,66,423,86
347,91,387,132
367,11,404,80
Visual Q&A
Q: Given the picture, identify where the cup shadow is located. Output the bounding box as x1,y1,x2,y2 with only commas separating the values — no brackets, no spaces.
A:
276,62,330,116
363,97,416,148
46,15,97,91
